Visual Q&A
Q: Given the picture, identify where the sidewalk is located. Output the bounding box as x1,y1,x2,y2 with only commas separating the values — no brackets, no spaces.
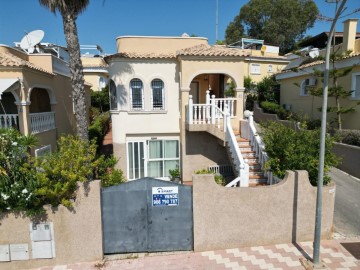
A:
31,239,360,270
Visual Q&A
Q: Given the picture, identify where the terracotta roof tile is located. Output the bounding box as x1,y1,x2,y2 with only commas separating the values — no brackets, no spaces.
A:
280,51,360,74
0,52,54,75
176,44,250,57
105,51,176,60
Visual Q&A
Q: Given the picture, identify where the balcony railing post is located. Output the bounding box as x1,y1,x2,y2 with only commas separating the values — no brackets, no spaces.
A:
211,94,216,124
224,103,229,133
189,95,193,125
206,90,210,122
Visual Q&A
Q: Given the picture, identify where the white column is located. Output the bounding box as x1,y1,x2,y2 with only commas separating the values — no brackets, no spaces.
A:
188,95,193,125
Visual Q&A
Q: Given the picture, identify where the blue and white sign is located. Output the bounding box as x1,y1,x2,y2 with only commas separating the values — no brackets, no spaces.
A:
152,186,179,206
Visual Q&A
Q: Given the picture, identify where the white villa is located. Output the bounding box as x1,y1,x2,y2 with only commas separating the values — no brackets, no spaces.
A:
105,34,289,184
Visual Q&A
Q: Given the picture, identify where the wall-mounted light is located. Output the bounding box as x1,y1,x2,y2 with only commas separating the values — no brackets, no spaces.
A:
204,75,208,81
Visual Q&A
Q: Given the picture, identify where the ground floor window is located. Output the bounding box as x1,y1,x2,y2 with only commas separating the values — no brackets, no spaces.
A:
127,139,180,180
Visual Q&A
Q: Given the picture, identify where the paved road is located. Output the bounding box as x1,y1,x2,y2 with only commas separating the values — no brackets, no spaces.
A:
330,167,360,237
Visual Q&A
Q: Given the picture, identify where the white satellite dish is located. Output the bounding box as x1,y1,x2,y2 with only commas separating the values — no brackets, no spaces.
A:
309,48,319,58
20,30,44,53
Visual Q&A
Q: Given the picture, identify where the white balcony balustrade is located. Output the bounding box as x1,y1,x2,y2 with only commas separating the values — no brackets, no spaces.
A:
0,114,18,129
30,112,56,134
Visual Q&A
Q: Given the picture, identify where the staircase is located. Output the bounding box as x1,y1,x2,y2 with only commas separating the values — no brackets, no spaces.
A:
233,130,268,186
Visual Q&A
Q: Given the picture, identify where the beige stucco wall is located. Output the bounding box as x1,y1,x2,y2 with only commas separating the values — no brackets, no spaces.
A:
333,143,360,179
193,170,335,252
279,64,360,129
182,130,230,181
0,180,103,270
116,36,208,54
243,60,287,83
109,58,180,144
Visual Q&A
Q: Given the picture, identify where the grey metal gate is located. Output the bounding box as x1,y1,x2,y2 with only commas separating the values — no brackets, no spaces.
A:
101,178,193,254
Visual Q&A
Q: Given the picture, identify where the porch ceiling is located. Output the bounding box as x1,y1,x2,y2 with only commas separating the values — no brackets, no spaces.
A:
0,78,19,99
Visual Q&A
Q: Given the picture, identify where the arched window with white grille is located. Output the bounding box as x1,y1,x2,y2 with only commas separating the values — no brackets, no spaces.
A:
151,79,164,110
109,80,118,110
130,79,144,110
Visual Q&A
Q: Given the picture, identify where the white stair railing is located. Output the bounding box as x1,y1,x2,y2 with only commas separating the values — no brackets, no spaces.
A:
224,106,249,187
30,112,56,134
248,113,272,184
0,114,18,129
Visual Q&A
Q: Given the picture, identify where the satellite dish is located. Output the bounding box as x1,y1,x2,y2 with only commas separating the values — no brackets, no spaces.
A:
20,30,44,53
309,48,319,58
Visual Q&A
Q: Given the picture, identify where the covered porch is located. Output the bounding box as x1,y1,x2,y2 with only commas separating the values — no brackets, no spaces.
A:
0,79,56,135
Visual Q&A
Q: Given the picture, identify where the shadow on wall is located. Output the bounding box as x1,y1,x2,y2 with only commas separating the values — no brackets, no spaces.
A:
192,170,335,252
112,62,134,107
185,131,229,164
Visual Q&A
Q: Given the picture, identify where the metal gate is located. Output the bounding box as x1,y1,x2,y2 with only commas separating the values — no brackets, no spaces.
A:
101,178,193,254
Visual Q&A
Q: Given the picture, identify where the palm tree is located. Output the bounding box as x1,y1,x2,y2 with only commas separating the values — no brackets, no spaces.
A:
39,0,89,140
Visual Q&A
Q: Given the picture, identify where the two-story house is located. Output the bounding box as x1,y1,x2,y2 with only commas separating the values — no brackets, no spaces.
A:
0,43,91,155
276,19,360,130
105,34,288,182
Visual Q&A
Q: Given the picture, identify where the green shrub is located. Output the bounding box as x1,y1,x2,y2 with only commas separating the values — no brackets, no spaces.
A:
89,112,110,152
335,130,360,147
93,155,125,187
35,135,124,207
195,169,225,186
261,121,338,186
35,135,97,207
91,86,110,113
0,128,43,215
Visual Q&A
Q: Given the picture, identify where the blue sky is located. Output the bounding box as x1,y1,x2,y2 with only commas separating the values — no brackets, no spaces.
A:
0,0,359,54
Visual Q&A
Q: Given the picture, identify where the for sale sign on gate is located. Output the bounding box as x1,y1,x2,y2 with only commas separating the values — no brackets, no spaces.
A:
152,186,179,206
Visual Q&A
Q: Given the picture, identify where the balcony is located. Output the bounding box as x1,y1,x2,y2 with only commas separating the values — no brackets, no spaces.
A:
30,112,56,134
0,114,18,129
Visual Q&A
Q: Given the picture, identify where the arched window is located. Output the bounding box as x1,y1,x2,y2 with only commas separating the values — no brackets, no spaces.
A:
151,79,164,110
130,79,144,110
109,80,118,110
300,78,317,96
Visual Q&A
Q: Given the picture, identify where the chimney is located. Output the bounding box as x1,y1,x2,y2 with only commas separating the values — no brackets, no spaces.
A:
342,18,358,53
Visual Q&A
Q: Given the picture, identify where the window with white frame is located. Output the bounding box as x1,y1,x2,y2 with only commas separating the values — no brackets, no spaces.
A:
151,79,165,110
250,63,261,75
351,72,360,99
109,80,118,110
147,140,179,178
127,139,180,180
130,79,144,110
300,78,317,96
268,64,273,73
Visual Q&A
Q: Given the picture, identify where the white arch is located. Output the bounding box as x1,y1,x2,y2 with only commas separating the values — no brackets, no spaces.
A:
27,84,57,105
184,69,241,90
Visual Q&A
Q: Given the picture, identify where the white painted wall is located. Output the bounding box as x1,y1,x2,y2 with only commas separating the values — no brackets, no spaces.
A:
108,58,180,145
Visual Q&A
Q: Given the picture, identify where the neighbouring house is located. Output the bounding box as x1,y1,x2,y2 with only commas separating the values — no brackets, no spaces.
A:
0,43,91,155
105,34,288,183
276,18,360,129
82,54,109,92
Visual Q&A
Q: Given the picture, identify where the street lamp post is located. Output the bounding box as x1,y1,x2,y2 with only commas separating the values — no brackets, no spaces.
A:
312,0,347,266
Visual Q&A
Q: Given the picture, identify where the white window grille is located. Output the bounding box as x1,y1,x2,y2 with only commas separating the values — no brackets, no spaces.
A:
151,79,165,110
130,79,144,110
109,80,118,110
250,64,261,75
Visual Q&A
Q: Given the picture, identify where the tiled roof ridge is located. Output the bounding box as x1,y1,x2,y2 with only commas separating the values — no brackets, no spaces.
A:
105,51,176,60
0,51,54,75
280,51,360,74
176,44,251,57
